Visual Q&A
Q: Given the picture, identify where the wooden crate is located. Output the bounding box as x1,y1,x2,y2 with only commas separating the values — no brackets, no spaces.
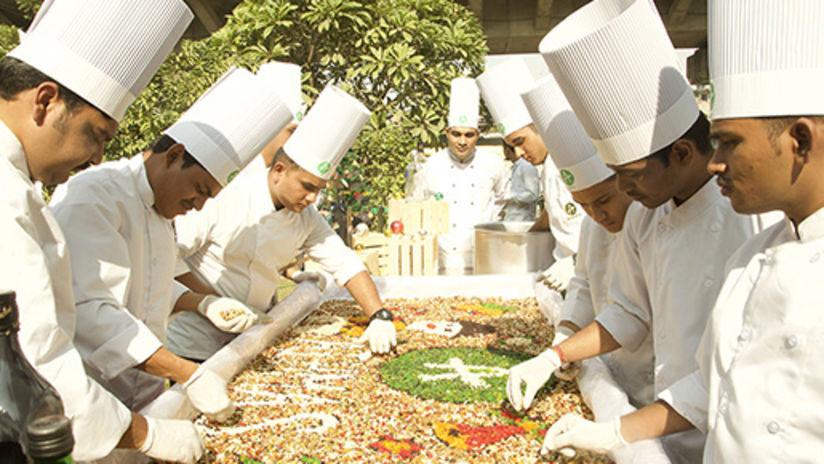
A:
388,199,449,235
352,232,438,276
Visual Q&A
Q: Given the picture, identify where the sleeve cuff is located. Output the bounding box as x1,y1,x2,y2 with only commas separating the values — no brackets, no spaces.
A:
657,371,709,433
595,304,649,351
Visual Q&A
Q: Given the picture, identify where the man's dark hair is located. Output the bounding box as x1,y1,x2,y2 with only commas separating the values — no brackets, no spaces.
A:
761,115,824,141
272,147,300,171
0,57,90,115
149,133,204,169
650,111,712,166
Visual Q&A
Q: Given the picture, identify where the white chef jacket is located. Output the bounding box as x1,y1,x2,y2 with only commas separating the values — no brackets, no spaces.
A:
541,157,584,261
50,155,177,410
595,180,760,463
0,122,131,459
561,216,655,408
660,209,824,464
502,157,540,222
166,157,366,359
412,147,507,272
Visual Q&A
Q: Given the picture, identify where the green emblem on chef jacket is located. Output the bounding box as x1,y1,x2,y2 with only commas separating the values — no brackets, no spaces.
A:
434,192,444,201
317,161,331,174
227,169,239,184
560,169,575,186
564,202,577,216
497,122,506,134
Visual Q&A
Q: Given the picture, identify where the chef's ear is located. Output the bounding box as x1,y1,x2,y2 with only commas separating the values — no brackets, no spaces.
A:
163,143,187,167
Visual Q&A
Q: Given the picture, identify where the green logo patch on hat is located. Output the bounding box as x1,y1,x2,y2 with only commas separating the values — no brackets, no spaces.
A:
296,110,303,122
560,169,575,186
458,114,468,124
497,122,506,134
317,161,331,174
227,169,239,184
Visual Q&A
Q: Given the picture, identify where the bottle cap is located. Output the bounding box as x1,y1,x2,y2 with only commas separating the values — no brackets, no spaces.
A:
0,290,19,333
26,415,74,459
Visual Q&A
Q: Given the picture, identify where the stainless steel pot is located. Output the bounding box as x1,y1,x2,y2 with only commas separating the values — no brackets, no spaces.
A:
473,221,555,274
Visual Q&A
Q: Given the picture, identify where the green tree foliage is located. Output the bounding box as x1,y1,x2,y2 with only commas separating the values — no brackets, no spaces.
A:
0,0,487,207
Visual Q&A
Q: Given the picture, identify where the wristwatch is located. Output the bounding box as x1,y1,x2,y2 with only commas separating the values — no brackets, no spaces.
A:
369,308,394,322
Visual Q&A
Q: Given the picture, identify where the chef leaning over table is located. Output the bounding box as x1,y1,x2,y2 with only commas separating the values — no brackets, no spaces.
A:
541,1,824,462
507,74,654,421
0,0,205,462
476,58,584,293
49,67,292,423
411,77,508,275
167,82,398,361
526,0,778,461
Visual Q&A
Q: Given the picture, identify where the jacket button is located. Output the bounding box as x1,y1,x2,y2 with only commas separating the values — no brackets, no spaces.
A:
657,223,666,233
785,335,798,349
767,422,780,434
810,252,820,263
703,279,713,288
737,330,751,343
710,223,721,232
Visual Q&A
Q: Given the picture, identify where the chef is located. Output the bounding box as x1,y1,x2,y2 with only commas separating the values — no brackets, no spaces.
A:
412,77,508,274
0,1,203,461
507,75,654,418
477,58,584,292
167,84,397,361
49,67,292,417
532,0,772,461
501,139,540,222
542,1,824,462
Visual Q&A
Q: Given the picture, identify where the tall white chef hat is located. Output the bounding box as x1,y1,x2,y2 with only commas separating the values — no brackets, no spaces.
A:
257,62,305,123
710,0,824,120
164,67,293,186
447,77,480,129
283,85,371,180
539,0,699,166
8,0,193,122
476,58,535,137
521,75,612,192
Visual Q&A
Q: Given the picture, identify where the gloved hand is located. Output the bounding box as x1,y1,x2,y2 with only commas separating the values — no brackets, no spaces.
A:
198,295,269,333
183,365,236,422
506,348,562,411
357,318,397,354
292,271,328,292
139,416,204,463
541,414,627,456
536,256,576,292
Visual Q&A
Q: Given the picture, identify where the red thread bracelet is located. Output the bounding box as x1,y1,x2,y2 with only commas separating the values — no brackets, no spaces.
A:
552,345,569,364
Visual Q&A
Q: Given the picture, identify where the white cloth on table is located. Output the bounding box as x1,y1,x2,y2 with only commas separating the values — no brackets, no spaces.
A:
50,155,177,410
0,121,131,460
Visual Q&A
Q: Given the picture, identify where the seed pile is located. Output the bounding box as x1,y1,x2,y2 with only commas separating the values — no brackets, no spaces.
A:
219,308,246,321
196,296,611,463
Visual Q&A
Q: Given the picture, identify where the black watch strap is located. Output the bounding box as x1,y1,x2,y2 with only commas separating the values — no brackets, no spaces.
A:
369,308,394,322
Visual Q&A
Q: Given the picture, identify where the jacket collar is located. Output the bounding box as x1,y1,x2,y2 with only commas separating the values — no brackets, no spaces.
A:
795,206,824,242
129,154,155,209
448,146,475,165
0,121,31,181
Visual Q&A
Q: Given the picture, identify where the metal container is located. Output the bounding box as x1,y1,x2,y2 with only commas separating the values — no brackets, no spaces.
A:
473,221,555,274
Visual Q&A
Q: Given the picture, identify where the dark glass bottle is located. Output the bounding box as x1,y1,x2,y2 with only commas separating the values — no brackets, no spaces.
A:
26,415,75,464
0,290,65,462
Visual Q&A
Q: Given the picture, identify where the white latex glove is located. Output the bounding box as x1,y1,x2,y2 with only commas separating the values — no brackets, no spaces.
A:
536,256,576,292
541,414,627,456
357,318,397,354
183,365,236,422
292,271,328,292
197,295,270,333
506,348,561,411
139,416,204,463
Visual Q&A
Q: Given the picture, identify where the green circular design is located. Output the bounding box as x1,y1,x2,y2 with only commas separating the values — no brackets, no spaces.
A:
564,202,577,216
296,110,303,122
497,122,506,134
379,347,532,403
227,169,240,183
560,169,575,186
458,114,468,124
317,161,331,174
